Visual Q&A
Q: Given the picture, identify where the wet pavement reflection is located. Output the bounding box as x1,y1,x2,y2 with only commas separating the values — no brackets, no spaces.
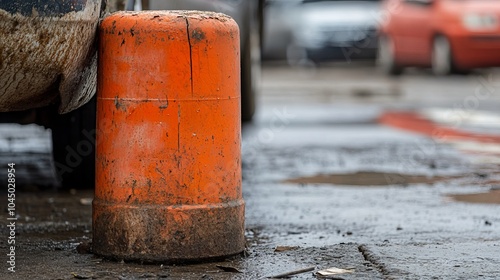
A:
2,64,500,279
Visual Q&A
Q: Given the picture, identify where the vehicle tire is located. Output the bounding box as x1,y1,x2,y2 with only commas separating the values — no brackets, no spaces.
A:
431,35,455,76
432,35,470,75
51,96,96,189
241,18,260,122
377,35,403,76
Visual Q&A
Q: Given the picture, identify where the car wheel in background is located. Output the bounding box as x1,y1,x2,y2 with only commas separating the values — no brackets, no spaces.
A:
377,35,403,76
431,35,454,76
51,96,96,189
432,35,471,75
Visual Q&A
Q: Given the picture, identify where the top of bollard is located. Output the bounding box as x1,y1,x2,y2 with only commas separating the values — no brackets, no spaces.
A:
175,10,233,22
105,10,233,23
100,10,238,35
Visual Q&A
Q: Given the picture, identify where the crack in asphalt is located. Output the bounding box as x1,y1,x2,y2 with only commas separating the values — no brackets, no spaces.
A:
358,244,400,280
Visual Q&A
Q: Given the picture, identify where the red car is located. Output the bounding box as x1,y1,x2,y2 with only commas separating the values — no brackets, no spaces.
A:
378,0,500,75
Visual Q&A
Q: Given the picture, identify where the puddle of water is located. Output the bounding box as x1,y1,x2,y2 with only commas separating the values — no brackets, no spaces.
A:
448,190,500,205
285,171,458,187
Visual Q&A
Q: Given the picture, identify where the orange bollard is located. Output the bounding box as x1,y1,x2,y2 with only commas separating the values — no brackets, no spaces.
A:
93,11,244,262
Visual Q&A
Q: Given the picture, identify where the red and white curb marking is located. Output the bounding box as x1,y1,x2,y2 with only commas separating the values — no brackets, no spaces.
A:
380,108,500,163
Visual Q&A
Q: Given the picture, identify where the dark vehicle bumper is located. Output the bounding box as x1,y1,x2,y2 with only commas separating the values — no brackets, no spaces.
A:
306,43,378,63
0,0,88,17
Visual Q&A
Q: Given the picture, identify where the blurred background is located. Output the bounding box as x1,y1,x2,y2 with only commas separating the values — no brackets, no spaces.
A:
258,0,500,110
263,0,500,71
263,0,380,65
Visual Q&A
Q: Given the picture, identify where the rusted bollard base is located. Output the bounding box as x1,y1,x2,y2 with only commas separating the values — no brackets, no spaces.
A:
93,199,245,263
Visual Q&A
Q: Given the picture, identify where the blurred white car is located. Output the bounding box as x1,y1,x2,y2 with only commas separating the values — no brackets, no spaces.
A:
262,0,301,60
288,0,381,64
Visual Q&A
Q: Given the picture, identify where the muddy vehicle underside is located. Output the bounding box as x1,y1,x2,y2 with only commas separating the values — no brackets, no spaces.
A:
0,0,102,113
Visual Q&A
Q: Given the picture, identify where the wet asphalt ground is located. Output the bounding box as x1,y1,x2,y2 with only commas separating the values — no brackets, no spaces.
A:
1,63,500,279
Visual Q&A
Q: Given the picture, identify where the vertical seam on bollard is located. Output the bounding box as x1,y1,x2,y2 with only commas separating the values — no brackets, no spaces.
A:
185,17,194,98
183,16,195,152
